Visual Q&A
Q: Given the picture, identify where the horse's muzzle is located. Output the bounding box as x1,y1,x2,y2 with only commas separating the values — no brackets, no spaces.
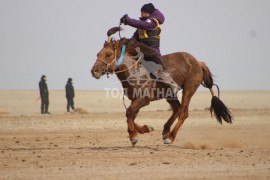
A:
91,69,102,79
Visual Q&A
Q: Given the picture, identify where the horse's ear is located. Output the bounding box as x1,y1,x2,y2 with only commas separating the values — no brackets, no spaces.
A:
113,38,128,50
104,40,109,47
113,41,120,49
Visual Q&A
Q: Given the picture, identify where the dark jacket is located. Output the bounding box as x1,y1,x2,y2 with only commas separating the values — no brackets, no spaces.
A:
65,82,74,98
39,80,49,98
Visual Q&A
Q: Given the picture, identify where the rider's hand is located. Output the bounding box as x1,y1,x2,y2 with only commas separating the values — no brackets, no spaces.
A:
120,14,128,25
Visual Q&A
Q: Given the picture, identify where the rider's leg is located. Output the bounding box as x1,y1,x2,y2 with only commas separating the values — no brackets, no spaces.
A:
145,56,180,95
158,71,180,95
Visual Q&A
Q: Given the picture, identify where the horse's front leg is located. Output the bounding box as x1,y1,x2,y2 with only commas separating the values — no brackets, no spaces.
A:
126,98,150,145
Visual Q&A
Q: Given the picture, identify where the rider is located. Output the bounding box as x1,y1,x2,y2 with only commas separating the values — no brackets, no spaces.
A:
120,3,180,95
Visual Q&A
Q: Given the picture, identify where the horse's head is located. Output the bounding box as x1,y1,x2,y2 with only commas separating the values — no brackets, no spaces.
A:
91,27,126,79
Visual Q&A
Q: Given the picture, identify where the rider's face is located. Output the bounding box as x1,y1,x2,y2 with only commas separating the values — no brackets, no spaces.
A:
141,11,150,18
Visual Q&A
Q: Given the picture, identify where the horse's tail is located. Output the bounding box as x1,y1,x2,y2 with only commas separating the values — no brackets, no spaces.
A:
199,62,233,124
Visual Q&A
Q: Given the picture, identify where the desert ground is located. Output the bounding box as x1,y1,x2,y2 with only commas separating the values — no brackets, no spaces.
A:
0,90,270,179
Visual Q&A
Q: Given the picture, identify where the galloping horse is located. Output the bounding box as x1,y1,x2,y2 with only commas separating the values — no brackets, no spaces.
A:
91,27,232,145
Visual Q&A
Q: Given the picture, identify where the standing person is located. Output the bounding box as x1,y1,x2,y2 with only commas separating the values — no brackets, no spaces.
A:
120,3,180,94
39,75,50,114
65,78,75,112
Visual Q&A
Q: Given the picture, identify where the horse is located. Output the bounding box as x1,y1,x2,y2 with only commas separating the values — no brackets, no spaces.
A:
91,27,232,145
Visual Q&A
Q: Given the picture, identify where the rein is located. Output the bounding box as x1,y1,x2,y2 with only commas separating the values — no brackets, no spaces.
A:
114,57,141,74
118,23,122,39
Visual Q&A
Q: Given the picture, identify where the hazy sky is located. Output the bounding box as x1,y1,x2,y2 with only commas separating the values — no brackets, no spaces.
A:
0,0,269,90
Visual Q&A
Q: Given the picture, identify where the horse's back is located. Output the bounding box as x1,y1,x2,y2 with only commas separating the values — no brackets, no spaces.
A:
162,52,199,65
161,52,203,86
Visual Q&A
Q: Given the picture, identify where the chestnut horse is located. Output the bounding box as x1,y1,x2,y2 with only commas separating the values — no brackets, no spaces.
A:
91,27,232,145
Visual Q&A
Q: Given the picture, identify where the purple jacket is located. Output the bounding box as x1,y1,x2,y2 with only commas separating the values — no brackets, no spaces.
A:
126,9,165,53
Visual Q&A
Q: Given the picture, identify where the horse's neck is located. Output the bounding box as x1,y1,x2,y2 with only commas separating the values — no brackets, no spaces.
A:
122,55,134,66
115,57,150,82
115,55,144,88
115,56,133,81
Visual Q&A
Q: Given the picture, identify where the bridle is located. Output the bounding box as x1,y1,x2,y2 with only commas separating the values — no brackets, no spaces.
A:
98,48,118,78
98,43,141,78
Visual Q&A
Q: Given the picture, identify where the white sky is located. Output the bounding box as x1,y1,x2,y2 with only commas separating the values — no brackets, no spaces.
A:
0,0,269,90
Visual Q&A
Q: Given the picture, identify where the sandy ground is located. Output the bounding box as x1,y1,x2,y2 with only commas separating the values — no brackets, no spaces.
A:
0,90,270,179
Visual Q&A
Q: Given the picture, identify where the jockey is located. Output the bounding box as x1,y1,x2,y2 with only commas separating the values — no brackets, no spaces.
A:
120,3,164,62
120,3,180,95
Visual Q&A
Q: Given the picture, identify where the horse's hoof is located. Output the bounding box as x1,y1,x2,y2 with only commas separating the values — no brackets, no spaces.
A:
162,134,170,140
146,125,154,132
164,138,173,144
131,139,138,145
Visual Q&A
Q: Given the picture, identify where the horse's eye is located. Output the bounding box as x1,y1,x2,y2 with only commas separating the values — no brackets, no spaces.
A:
106,53,112,57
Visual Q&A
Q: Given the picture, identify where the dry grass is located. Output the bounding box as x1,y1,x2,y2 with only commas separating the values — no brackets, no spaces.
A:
74,107,88,114
0,111,9,115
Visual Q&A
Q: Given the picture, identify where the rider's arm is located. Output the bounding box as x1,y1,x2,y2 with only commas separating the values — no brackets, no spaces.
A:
126,17,158,30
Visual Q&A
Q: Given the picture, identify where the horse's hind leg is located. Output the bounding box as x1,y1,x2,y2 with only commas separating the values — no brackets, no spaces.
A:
164,86,198,144
126,98,150,145
162,99,181,140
